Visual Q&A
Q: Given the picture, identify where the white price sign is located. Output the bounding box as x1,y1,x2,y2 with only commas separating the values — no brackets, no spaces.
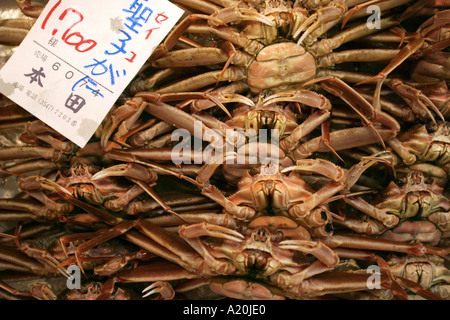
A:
0,0,184,147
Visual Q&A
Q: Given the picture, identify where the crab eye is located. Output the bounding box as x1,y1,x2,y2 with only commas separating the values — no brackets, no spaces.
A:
425,177,433,184
325,223,333,233
274,231,283,241
426,125,436,133
395,179,405,187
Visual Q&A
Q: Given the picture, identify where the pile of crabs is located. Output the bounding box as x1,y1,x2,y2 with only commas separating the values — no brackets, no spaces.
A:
0,0,448,300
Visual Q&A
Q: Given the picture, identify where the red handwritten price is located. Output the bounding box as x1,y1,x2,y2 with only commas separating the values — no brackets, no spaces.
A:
41,0,97,53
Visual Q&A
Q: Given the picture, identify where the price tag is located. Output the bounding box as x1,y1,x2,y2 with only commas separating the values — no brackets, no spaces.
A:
0,0,184,147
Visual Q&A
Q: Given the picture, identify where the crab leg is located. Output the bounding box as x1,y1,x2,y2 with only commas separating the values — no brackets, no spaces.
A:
211,7,274,25
149,14,224,61
18,176,74,214
0,280,33,298
313,15,400,56
388,79,445,123
317,49,401,68
129,68,180,94
154,67,246,93
104,150,199,185
295,4,347,45
128,121,174,148
116,260,199,283
357,35,425,86
287,271,390,298
67,220,139,273
281,156,380,216
15,0,44,18
341,197,399,228
152,47,250,68
200,182,256,220
40,181,123,226
150,8,272,61
135,220,206,272
0,159,66,179
262,90,332,152
100,97,147,148
137,90,254,118
341,0,414,27
279,240,339,268
0,199,53,219
0,26,29,46
144,101,225,144
356,88,419,122
0,246,57,276
299,76,400,153
324,234,449,256
0,146,68,162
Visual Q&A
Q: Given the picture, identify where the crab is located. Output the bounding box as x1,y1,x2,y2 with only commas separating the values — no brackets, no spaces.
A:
336,169,450,247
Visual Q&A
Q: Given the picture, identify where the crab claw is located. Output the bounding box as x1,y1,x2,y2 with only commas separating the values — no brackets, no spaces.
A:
191,92,251,118
142,281,175,299
179,222,245,242
91,163,157,183
263,90,331,110
279,239,339,267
